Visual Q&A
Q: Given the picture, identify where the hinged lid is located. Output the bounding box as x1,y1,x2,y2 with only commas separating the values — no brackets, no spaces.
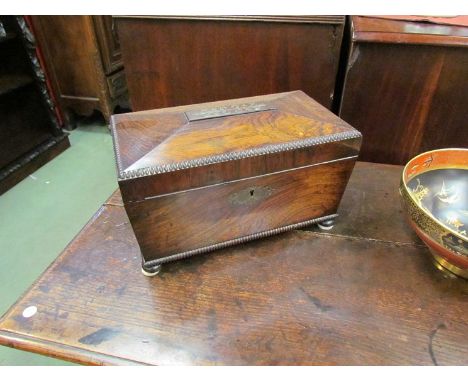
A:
111,91,361,201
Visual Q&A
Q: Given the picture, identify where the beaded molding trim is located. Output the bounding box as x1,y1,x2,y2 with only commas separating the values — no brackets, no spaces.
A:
111,122,126,180
141,213,338,270
112,128,362,181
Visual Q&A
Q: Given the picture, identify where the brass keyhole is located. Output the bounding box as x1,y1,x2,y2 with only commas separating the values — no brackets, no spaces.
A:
229,186,272,206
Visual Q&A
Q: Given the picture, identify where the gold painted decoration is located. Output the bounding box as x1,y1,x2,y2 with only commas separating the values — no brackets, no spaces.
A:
400,148,468,279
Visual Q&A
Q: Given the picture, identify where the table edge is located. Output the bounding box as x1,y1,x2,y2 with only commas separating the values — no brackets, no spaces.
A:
0,329,150,366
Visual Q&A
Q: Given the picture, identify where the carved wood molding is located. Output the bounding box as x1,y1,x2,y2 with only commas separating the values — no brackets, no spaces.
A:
142,213,339,270
112,126,362,180
15,16,62,134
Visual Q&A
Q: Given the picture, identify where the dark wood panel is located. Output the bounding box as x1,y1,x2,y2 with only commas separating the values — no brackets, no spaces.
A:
0,30,32,76
31,16,128,123
352,16,468,47
32,16,101,99
116,17,344,111
340,17,468,165
0,135,70,196
0,74,33,96
118,139,360,202
0,32,16,43
0,162,467,365
0,85,53,168
106,69,127,98
127,159,355,261
93,16,123,75
0,16,69,194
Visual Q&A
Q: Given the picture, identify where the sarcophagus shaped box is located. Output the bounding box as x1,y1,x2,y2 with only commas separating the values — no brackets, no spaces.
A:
111,91,362,274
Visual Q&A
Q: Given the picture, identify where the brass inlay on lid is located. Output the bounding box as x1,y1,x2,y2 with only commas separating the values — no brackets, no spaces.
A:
185,103,276,122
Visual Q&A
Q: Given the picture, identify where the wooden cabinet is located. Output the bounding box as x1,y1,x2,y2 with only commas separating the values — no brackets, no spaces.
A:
0,16,70,195
31,16,129,124
339,16,468,165
93,16,123,75
115,16,345,112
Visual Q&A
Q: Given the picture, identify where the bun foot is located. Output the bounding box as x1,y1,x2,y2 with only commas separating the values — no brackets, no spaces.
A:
318,219,335,231
141,264,161,277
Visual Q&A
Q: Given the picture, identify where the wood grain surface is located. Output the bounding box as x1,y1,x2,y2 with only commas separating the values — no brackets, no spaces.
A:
352,16,468,47
113,92,361,201
115,16,344,111
112,91,359,179
31,16,128,122
339,16,468,165
127,159,355,262
0,162,467,365
113,91,361,266
118,140,359,202
113,90,361,200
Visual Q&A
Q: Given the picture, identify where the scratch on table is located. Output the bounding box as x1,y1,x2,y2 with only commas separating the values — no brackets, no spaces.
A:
299,287,333,313
78,328,119,346
428,322,447,366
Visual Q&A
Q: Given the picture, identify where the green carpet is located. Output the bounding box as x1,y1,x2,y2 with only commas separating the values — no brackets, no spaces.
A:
0,119,117,365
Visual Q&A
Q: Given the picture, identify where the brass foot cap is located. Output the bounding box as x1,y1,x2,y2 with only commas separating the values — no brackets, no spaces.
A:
141,265,161,277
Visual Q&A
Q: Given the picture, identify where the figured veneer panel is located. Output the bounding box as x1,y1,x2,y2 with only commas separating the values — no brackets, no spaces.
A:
115,16,345,111
125,159,356,262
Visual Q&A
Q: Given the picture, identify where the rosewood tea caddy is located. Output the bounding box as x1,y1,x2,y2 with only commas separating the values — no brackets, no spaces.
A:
110,91,362,275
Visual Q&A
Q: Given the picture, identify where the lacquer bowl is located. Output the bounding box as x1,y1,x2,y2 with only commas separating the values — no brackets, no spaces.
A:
400,148,468,279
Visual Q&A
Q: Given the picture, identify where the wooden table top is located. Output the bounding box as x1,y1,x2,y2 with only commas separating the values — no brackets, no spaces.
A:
0,162,467,365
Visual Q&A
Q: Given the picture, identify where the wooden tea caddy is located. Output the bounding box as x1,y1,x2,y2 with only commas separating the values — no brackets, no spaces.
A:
111,91,362,275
